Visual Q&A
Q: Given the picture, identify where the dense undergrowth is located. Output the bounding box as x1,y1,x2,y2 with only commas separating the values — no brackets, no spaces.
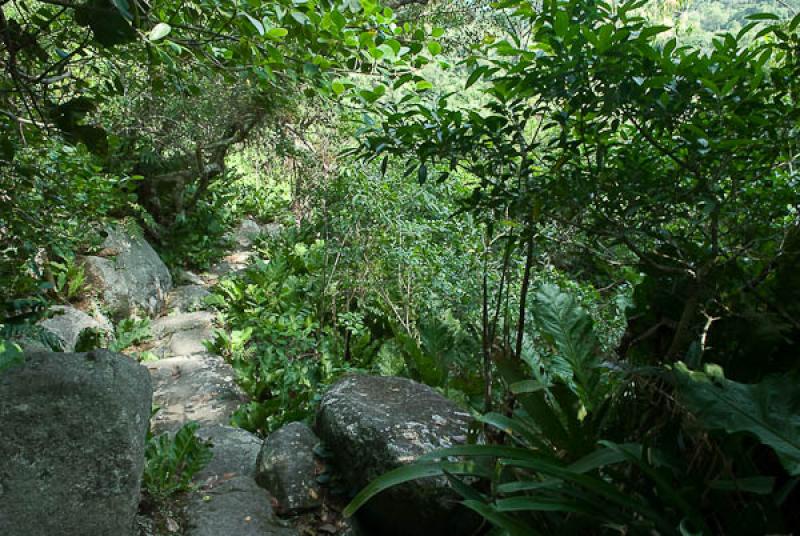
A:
2,0,800,533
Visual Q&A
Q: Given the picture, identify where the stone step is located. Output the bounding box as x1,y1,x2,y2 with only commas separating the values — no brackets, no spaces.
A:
146,354,245,434
194,425,262,484
147,311,216,359
167,285,212,313
186,476,298,536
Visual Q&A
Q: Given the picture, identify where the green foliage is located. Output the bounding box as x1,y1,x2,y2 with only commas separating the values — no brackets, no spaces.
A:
353,0,800,365
157,192,236,272
207,236,354,435
1,140,140,301
0,340,24,374
0,322,64,353
531,284,610,411
346,439,708,535
110,317,152,353
349,283,799,533
209,163,500,433
5,0,800,532
654,0,800,47
143,421,213,500
48,256,87,303
674,362,800,476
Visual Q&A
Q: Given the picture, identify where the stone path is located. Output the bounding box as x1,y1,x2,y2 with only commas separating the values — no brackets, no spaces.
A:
143,218,299,536
145,219,263,433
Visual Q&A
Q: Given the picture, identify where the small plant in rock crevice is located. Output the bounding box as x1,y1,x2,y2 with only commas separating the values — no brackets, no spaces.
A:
142,420,213,501
110,317,153,353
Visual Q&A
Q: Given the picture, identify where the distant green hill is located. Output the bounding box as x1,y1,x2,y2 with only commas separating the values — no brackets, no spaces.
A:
648,0,799,45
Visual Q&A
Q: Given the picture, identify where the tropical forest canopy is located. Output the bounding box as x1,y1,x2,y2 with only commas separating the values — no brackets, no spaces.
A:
2,0,800,533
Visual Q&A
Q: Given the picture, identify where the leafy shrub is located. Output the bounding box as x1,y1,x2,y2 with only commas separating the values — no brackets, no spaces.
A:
0,298,64,352
48,256,87,303
143,421,213,500
207,237,357,435
1,139,140,301
110,317,152,353
0,340,24,374
157,190,235,272
347,285,800,534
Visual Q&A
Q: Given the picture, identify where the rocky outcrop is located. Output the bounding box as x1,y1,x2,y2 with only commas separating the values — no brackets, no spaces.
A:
146,354,245,434
37,305,112,352
81,225,172,319
256,422,321,515
316,375,479,536
0,350,152,536
185,476,297,536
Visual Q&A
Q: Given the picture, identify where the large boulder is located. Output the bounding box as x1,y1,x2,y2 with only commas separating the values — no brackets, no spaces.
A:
256,422,321,515
0,350,152,536
316,375,478,536
37,305,112,352
81,225,172,319
194,425,262,484
185,476,297,536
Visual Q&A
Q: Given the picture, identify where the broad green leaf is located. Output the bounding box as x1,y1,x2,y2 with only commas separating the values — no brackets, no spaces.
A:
343,462,479,517
111,0,132,21
674,363,800,476
291,11,310,25
746,12,781,21
639,25,671,40
243,13,265,35
267,27,289,40
567,445,632,473
510,379,545,394
494,496,586,513
148,23,171,42
533,284,605,410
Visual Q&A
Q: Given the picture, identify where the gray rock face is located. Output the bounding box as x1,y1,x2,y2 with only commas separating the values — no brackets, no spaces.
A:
209,251,256,279
146,354,245,433
186,476,297,536
256,422,321,515
316,375,478,536
81,225,172,319
167,285,211,313
177,269,206,286
263,222,284,238
232,218,262,248
194,425,262,484
0,350,152,536
151,311,215,340
153,326,213,357
37,305,112,352
150,311,215,358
